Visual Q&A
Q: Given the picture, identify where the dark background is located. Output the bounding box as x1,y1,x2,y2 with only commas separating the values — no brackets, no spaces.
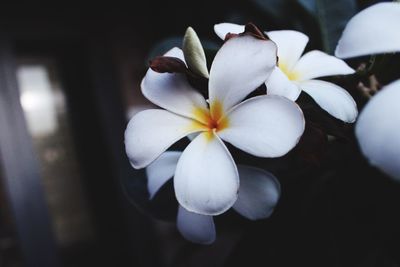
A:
0,0,399,266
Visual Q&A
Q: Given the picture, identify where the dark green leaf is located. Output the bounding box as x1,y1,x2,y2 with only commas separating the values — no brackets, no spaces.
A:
298,0,357,54
250,0,289,19
298,0,317,13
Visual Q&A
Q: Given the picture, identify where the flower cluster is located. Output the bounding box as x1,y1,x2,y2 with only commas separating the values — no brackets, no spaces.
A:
125,2,400,244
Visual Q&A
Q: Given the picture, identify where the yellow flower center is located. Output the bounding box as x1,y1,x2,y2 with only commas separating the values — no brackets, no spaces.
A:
189,100,229,139
279,62,300,81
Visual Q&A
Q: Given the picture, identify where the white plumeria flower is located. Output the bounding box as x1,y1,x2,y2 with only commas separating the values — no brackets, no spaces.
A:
147,151,281,244
214,23,358,123
356,80,400,182
334,3,400,182
335,2,400,59
125,34,305,216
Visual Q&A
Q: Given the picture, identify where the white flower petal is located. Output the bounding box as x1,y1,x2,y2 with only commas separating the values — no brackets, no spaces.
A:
125,109,199,169
146,151,182,199
187,133,199,141
266,67,302,101
292,50,355,81
214,23,245,40
177,205,216,244
162,46,184,59
335,2,400,59
267,30,309,71
208,35,277,113
300,80,358,123
141,48,208,121
174,132,239,216
356,80,400,181
219,95,305,158
233,166,281,220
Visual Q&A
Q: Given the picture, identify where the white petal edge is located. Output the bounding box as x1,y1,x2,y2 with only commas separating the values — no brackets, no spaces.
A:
209,35,277,113
266,67,302,101
146,151,182,199
300,80,358,123
267,30,309,72
141,47,208,122
177,205,216,245
125,109,200,169
187,133,199,141
292,50,355,81
233,166,281,220
335,2,400,59
218,95,305,158
174,132,239,216
356,79,400,181
214,22,245,40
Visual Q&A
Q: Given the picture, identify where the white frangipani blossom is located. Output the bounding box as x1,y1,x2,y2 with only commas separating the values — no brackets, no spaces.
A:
214,23,358,123
335,2,400,59
356,80,400,182
333,3,400,181
125,34,305,216
147,151,281,244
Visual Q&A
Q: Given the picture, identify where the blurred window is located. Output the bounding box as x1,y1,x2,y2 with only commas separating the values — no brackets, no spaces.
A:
16,59,95,248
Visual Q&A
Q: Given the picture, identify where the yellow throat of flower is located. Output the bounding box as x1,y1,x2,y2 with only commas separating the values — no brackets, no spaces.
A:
279,62,300,81
189,100,229,139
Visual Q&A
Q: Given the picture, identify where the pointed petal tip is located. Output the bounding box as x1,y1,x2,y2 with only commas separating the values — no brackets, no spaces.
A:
184,27,197,43
185,26,195,33
183,25,209,78
214,22,245,40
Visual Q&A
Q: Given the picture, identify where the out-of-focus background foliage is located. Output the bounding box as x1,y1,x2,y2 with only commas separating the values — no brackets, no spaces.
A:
0,0,399,266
